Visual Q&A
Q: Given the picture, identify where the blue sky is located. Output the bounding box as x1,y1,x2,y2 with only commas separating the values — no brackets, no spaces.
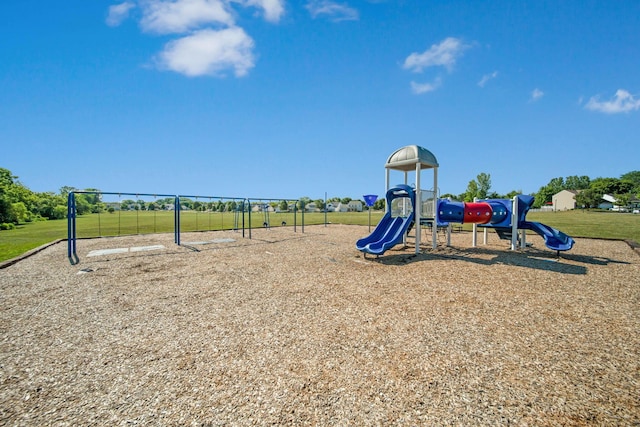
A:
2,1,639,201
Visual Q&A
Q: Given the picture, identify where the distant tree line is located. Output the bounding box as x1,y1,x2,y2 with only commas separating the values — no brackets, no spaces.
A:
530,171,640,208
1,166,639,229
0,168,74,229
441,170,640,209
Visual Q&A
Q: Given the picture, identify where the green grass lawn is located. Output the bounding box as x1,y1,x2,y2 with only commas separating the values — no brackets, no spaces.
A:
1,210,638,263
456,210,639,241
527,210,639,241
0,219,69,262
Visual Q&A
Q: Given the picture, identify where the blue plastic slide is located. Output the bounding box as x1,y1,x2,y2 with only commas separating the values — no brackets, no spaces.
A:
356,215,414,255
357,184,416,255
522,221,575,252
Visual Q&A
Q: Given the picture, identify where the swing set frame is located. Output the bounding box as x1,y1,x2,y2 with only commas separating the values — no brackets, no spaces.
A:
67,191,303,265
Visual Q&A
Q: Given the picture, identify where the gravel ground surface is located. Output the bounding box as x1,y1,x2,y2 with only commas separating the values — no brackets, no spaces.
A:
1,225,639,426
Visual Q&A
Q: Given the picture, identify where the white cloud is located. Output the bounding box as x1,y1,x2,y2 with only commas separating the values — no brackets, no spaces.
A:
157,27,255,77
306,1,359,22
140,0,234,34
478,71,498,88
585,89,640,114
107,0,286,77
403,37,469,73
530,88,544,102
242,0,285,22
410,78,442,95
106,1,136,26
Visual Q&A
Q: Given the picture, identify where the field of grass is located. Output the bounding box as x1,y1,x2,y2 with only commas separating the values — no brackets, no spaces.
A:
527,210,639,241
1,209,638,263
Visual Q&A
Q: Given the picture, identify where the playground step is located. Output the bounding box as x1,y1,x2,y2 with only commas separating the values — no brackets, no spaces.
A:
495,228,514,240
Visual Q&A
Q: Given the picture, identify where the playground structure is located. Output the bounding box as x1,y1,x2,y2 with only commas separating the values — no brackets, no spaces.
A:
357,145,575,256
67,191,303,264
438,194,575,253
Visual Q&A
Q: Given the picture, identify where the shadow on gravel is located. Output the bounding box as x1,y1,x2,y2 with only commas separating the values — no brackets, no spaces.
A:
365,245,631,275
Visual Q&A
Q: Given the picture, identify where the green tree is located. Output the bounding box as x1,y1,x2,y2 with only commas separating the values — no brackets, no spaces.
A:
81,189,102,205
590,178,632,197
59,186,76,197
121,199,136,211
11,202,28,223
614,193,631,209
74,194,92,215
463,180,478,202
226,201,238,212
564,176,590,190
0,168,18,189
34,193,58,219
620,170,640,187
0,168,42,223
476,173,491,199
297,197,311,210
534,177,565,208
52,205,67,220
373,199,385,210
181,199,193,210
461,172,492,201
279,200,288,211
574,188,599,208
620,171,640,199
0,196,15,223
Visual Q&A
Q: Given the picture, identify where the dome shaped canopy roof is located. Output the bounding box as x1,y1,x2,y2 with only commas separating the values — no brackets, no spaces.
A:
385,145,438,171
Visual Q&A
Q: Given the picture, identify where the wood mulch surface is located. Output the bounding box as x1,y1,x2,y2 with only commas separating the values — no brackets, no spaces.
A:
1,225,639,425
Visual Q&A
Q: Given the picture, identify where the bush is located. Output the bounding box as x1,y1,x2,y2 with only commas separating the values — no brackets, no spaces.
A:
52,205,67,220
11,202,28,224
0,222,16,230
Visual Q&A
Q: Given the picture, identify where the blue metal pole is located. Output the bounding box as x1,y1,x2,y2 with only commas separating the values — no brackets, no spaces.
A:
67,192,72,261
324,192,327,227
67,192,78,264
174,196,181,245
242,200,246,238
248,199,252,239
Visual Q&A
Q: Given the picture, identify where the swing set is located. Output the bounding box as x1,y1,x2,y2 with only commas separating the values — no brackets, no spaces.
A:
246,198,302,239
67,191,303,264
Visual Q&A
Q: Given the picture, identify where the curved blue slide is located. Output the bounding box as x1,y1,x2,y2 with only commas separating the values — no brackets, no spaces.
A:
357,184,416,255
356,214,414,255
522,221,575,251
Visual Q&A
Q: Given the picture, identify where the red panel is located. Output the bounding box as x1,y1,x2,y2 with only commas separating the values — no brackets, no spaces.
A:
463,202,492,224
